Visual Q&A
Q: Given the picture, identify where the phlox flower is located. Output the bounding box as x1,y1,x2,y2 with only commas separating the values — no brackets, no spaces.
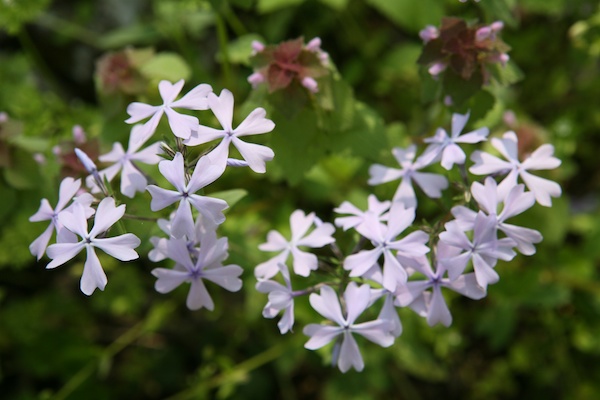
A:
125,80,212,142
256,265,296,334
151,232,242,311
87,125,163,198
344,202,429,292
303,283,395,373
46,197,141,295
334,194,390,232
419,112,489,170
470,131,561,206
183,89,275,173
146,153,228,239
451,177,542,255
255,210,335,279
29,177,94,260
394,245,487,327
439,212,516,289
368,145,448,208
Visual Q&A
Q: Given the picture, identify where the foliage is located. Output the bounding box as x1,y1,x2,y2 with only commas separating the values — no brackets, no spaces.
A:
1,0,599,399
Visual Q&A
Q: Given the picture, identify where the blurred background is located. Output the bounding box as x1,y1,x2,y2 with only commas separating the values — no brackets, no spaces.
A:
1,0,600,399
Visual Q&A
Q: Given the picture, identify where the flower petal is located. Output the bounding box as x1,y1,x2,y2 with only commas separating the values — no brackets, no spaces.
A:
152,268,189,293
310,286,345,326
80,246,108,296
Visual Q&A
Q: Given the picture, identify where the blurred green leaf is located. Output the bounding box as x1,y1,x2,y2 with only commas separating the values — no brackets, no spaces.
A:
366,0,444,33
257,0,305,13
139,53,191,82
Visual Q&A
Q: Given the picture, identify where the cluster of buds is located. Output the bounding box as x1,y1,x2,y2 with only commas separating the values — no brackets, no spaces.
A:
247,37,330,94
418,17,510,83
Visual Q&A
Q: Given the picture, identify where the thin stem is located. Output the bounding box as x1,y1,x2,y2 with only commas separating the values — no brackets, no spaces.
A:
122,213,160,222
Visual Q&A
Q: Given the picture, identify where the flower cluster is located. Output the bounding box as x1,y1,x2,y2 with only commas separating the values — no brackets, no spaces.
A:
30,79,275,304
254,111,561,372
417,17,510,83
248,37,330,94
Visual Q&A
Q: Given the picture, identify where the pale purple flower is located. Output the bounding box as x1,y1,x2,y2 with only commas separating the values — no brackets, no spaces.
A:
451,177,542,255
29,177,94,260
149,212,218,262
46,197,141,295
256,266,295,334
470,131,562,206
151,233,242,311
87,125,163,198
146,153,228,239
368,145,448,208
255,210,335,279
439,212,516,289
344,202,429,292
419,25,439,43
183,89,275,173
303,283,395,373
125,80,212,142
395,246,487,327
334,194,390,232
419,112,489,170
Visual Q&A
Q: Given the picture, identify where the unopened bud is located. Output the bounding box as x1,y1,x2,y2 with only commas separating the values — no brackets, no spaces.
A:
248,72,265,88
305,37,322,52
72,125,86,144
419,25,439,43
251,40,265,54
301,77,319,93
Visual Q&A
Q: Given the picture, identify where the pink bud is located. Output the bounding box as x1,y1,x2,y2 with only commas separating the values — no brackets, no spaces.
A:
74,148,97,173
305,37,322,52
476,26,492,42
72,125,86,144
419,25,439,43
491,21,504,32
251,41,265,54
52,145,62,156
33,153,46,165
318,52,329,66
0,112,7,123
444,95,453,106
503,110,518,128
301,77,319,93
247,72,265,88
428,62,447,77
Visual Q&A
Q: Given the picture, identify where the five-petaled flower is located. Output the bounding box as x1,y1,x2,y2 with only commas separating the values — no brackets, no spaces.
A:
46,197,141,295
303,283,395,373
125,79,212,142
184,89,275,173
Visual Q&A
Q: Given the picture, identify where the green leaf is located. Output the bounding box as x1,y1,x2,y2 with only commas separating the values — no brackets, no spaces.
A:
489,61,524,86
269,108,323,185
443,70,483,107
257,0,305,13
318,0,349,10
479,0,518,28
366,0,444,33
139,53,191,82
3,148,43,190
210,189,248,209
219,34,264,66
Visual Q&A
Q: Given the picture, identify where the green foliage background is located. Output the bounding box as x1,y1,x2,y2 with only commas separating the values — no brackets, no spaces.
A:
1,0,600,399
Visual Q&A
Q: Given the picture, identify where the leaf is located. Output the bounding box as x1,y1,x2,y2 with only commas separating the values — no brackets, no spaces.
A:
219,34,264,66
210,189,248,209
269,108,323,185
489,61,524,86
139,53,191,82
443,70,483,107
318,0,349,10
366,0,444,33
257,0,305,13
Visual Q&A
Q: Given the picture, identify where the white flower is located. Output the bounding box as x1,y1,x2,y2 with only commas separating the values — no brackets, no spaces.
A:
256,266,295,334
395,246,487,327
303,283,395,373
151,233,242,311
146,153,228,239
439,212,516,289
29,177,94,260
87,125,163,198
451,177,542,255
255,210,335,279
46,197,141,295
183,89,275,173
344,202,429,292
368,145,448,208
334,194,390,232
419,112,489,170
470,131,561,206
125,80,212,142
